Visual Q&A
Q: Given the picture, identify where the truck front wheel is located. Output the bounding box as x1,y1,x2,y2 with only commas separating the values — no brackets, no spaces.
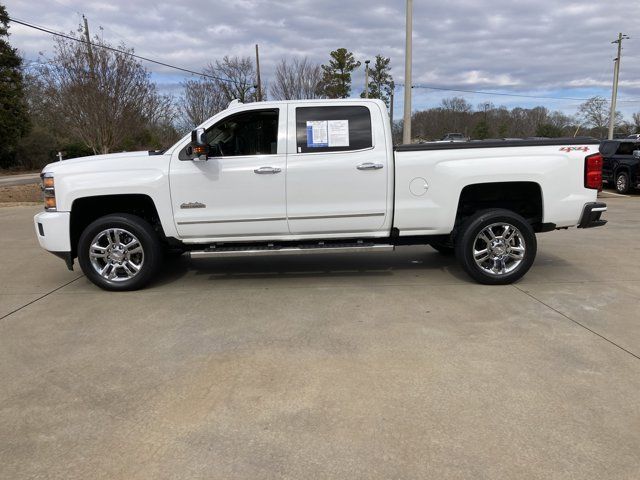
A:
77,214,163,291
455,209,537,285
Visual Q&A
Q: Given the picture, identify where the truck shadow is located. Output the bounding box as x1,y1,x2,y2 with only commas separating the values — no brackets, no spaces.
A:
152,248,574,288
153,247,470,286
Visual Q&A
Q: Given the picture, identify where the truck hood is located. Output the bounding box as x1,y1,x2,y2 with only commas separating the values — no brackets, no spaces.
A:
42,151,166,176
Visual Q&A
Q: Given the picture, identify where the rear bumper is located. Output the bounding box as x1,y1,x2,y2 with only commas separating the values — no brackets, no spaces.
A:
577,202,607,229
34,211,74,269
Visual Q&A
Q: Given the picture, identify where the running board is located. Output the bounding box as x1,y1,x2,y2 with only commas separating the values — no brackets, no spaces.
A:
190,243,395,259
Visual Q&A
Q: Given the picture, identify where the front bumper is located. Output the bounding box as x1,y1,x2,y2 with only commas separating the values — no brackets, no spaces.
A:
34,211,73,269
577,202,607,229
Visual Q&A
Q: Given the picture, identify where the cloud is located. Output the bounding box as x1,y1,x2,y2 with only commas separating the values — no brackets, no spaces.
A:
6,0,640,117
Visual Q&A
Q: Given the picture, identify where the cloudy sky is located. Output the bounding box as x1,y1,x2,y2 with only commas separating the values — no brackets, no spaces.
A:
6,0,640,120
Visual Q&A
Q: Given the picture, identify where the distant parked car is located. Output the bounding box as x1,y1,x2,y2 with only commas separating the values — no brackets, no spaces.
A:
439,133,469,142
627,133,640,140
600,139,640,194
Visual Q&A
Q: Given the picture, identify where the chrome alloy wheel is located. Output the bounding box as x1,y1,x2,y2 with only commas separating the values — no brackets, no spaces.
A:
88,228,144,282
472,222,526,276
617,174,627,192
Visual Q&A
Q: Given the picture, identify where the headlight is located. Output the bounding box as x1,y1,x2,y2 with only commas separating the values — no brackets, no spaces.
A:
41,173,56,211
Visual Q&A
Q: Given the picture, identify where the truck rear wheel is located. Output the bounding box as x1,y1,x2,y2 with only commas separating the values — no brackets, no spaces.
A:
77,214,163,291
455,209,536,285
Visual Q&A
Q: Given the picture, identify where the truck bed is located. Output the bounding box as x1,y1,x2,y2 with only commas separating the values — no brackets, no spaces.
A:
395,137,600,152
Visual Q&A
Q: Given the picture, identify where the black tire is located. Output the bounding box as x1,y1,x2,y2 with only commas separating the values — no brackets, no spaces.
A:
77,213,163,291
165,247,186,259
454,209,537,285
615,171,630,194
429,240,455,255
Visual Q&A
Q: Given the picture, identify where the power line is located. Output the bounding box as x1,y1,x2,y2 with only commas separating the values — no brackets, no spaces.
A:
11,16,640,105
8,16,234,84
399,82,640,103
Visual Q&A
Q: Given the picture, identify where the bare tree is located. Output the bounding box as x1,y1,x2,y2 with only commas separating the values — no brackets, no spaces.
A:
178,56,259,130
547,111,574,130
410,99,581,141
439,97,472,134
143,93,179,148
40,31,173,154
179,77,226,129
207,56,259,103
578,96,622,138
632,112,640,133
270,57,322,100
441,97,472,114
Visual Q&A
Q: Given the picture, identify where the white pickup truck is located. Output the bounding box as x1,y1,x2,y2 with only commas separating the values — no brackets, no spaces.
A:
34,99,607,290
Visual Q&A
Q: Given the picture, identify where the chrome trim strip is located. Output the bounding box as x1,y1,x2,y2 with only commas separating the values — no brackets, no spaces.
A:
288,146,376,156
288,212,385,220
177,217,286,225
178,212,384,225
179,229,382,239
190,244,395,259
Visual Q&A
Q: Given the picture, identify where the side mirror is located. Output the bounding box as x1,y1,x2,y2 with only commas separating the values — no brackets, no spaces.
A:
633,150,640,159
190,127,208,161
192,127,206,146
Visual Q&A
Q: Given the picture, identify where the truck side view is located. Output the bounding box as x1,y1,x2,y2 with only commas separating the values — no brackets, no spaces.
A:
600,139,640,194
34,99,607,291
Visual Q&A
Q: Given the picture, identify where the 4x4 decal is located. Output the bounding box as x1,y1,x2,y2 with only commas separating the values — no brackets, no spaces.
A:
559,146,590,152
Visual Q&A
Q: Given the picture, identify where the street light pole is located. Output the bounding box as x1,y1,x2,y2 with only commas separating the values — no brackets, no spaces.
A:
608,32,629,140
364,59,370,98
402,0,413,144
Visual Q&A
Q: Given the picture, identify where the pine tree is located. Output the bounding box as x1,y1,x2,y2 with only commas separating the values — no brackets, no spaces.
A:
0,5,30,166
360,54,393,106
319,48,361,99
473,119,490,140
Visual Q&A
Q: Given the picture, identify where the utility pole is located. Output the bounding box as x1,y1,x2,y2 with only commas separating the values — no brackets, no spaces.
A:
608,33,629,140
82,15,94,74
389,81,395,122
364,59,370,98
402,0,413,144
255,44,262,101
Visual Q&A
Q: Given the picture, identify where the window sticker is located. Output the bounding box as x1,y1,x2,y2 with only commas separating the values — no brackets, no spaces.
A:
306,121,328,147
328,120,349,147
306,120,350,148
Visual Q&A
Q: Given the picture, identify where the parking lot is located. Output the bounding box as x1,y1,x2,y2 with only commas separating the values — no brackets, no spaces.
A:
1,194,639,479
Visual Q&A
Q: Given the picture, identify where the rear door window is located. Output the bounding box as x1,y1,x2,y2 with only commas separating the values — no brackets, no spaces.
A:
295,106,372,154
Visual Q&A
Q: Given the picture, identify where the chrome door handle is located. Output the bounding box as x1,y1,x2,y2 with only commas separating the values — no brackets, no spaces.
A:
357,162,384,170
254,166,281,174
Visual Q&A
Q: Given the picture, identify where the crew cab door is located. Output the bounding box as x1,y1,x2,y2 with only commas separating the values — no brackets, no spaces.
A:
169,107,288,239
285,103,391,235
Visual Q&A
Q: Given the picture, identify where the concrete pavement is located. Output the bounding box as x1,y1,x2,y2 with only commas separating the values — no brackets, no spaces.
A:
0,173,40,187
1,199,639,479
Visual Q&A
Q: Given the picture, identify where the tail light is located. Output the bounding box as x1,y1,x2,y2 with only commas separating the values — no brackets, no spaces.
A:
584,153,603,190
